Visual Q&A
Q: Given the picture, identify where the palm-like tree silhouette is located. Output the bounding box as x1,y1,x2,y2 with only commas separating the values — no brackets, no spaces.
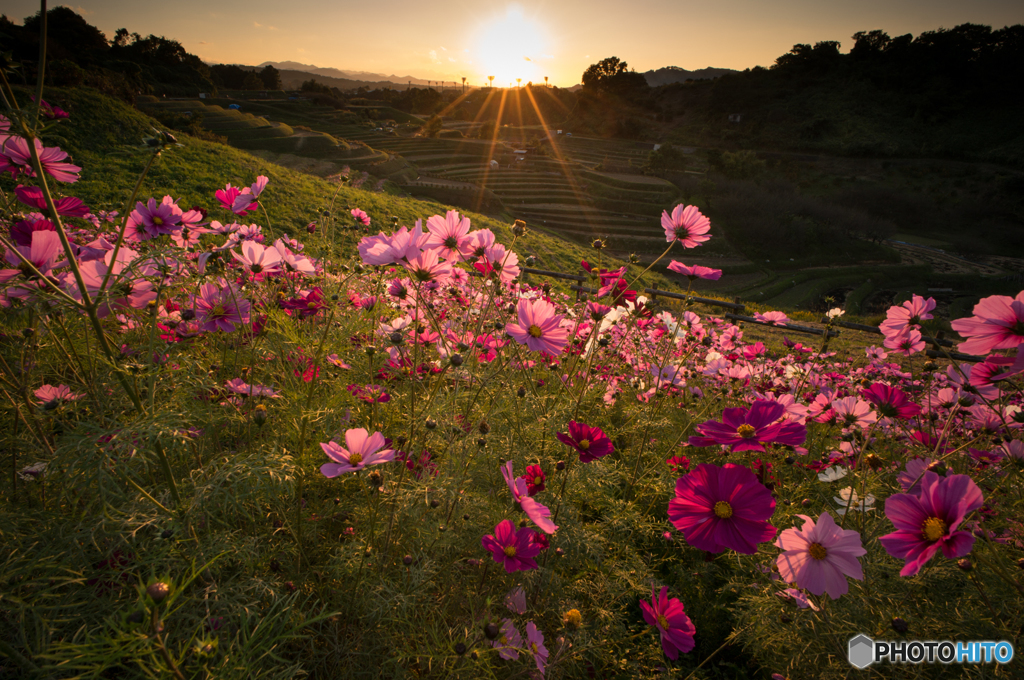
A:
544,76,549,88
461,76,466,93
516,78,521,88
488,75,495,88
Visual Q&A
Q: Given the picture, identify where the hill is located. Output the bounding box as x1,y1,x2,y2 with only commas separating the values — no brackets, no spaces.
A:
257,61,431,87
642,66,736,86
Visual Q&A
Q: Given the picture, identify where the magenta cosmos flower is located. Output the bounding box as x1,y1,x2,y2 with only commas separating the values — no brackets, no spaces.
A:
522,464,546,496
15,184,89,217
320,428,395,477
860,383,921,419
482,519,541,573
501,461,558,534
775,513,865,599
668,463,777,554
879,471,984,577
950,291,1024,355
661,204,711,248
506,298,567,355
351,208,371,226
688,400,806,453
667,260,722,281
555,421,614,463
0,136,81,183
492,618,523,660
639,585,696,660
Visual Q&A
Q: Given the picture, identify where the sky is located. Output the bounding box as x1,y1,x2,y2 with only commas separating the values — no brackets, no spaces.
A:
5,1,1022,86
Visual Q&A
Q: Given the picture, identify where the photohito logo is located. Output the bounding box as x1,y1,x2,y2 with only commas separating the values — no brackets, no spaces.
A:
848,634,1014,669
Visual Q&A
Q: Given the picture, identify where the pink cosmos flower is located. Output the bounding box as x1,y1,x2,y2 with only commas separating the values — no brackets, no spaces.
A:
482,519,541,573
860,383,921,419
190,279,251,332
555,421,614,463
506,298,567,355
668,463,777,554
0,136,81,183
465,228,496,258
639,585,696,660
950,291,1024,355
879,295,935,337
34,383,84,404
776,588,819,611
351,208,371,226
688,400,806,453
214,183,257,216
898,457,951,494
775,513,865,599
423,209,473,259
667,260,722,281
661,204,711,247
76,247,156,317
491,618,523,660
883,327,925,356
501,461,558,534
320,428,395,477
126,196,183,241
754,311,789,326
526,621,549,675
474,242,520,284
403,248,452,284
14,185,89,217
231,176,269,214
0,230,63,283
224,378,280,398
879,471,984,576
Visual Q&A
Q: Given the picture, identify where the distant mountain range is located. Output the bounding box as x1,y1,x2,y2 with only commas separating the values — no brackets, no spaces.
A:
642,66,736,86
258,61,435,87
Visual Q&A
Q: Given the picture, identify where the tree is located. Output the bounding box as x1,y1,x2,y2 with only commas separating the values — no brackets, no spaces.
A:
259,64,282,90
581,56,649,98
242,72,263,90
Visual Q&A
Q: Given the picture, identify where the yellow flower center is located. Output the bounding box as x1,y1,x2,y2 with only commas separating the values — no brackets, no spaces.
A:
531,642,538,653
534,476,543,485
503,546,517,558
212,305,226,317
348,453,363,466
657,614,670,630
528,324,543,338
808,542,828,560
922,516,947,542
152,216,164,226
500,635,508,644
713,501,733,519
737,424,757,438
578,439,590,450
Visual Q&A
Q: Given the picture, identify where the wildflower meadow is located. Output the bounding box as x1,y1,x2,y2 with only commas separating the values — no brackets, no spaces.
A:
1,37,1023,680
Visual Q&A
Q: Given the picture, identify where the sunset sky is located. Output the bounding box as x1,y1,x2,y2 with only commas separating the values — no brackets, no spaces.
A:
5,0,1022,86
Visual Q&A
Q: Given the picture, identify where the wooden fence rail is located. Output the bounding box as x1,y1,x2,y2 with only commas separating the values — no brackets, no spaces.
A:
724,313,840,338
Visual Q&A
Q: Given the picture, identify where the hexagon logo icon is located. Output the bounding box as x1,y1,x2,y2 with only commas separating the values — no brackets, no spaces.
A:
848,634,874,669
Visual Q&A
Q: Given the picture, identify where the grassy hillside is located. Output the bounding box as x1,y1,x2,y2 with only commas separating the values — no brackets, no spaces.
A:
18,86,678,291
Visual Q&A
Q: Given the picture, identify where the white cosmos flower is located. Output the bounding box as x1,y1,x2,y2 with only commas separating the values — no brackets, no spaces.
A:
817,465,849,483
834,486,875,516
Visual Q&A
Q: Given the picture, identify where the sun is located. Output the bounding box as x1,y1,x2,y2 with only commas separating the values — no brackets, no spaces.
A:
473,6,547,86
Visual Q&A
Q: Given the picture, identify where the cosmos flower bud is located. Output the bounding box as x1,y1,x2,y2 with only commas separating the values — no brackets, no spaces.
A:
147,582,170,604
512,220,527,236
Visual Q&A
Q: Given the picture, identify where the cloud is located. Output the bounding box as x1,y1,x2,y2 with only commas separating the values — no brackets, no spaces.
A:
67,5,94,16
197,41,209,45
428,49,440,64
253,21,278,30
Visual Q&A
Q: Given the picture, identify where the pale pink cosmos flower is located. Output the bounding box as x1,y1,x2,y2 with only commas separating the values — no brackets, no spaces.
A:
505,586,527,615
320,428,395,477
754,310,789,326
830,397,877,430
775,513,865,599
776,588,820,611
351,208,371,226
475,243,520,284
661,204,711,247
0,230,63,283
423,209,472,259
506,298,568,355
465,228,496,258
950,291,1024,355
232,241,282,278
403,248,452,285
273,238,316,275
76,247,156,317
883,327,925,356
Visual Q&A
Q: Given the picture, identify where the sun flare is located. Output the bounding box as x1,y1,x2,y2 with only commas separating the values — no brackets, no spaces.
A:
473,6,548,86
